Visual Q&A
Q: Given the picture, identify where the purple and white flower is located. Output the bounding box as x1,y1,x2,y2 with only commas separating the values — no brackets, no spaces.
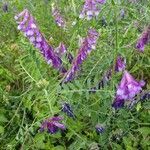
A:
136,26,150,52
115,55,126,72
40,116,65,134
63,29,99,83
15,9,66,72
79,0,106,20
112,70,145,109
52,7,65,28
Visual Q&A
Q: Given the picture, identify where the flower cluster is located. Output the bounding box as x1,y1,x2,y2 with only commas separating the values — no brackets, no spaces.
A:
79,0,106,20
115,55,126,72
52,7,66,28
136,26,150,52
112,71,145,109
15,9,66,73
63,29,99,83
40,116,65,134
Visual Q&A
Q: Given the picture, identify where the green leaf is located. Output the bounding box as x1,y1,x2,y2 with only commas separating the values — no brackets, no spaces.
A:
52,146,65,150
111,0,115,5
0,114,8,122
0,126,4,134
137,127,150,136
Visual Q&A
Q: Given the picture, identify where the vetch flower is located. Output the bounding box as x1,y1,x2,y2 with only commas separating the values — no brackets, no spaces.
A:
15,9,66,73
112,70,145,109
79,0,106,20
52,7,65,28
62,103,75,118
95,124,105,134
63,29,99,83
136,26,150,52
40,116,65,134
116,71,145,100
115,55,126,72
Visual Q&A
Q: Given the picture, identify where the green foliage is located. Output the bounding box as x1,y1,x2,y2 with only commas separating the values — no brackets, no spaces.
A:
0,0,150,149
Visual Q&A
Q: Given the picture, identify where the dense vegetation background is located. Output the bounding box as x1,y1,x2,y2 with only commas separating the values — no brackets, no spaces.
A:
0,0,150,149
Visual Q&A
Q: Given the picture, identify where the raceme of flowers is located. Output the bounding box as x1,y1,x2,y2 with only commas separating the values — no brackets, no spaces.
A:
15,9,66,73
136,25,150,52
40,116,65,134
115,55,126,72
52,7,66,28
79,0,106,20
63,29,99,83
112,70,145,109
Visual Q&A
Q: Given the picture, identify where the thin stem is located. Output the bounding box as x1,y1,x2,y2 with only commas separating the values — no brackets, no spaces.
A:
113,4,119,74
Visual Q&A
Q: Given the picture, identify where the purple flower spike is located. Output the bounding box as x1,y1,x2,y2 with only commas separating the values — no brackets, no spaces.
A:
112,70,145,109
116,71,145,100
115,55,126,72
52,7,65,28
63,29,99,83
79,0,106,20
40,116,65,134
95,124,105,134
136,26,150,52
15,9,65,72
